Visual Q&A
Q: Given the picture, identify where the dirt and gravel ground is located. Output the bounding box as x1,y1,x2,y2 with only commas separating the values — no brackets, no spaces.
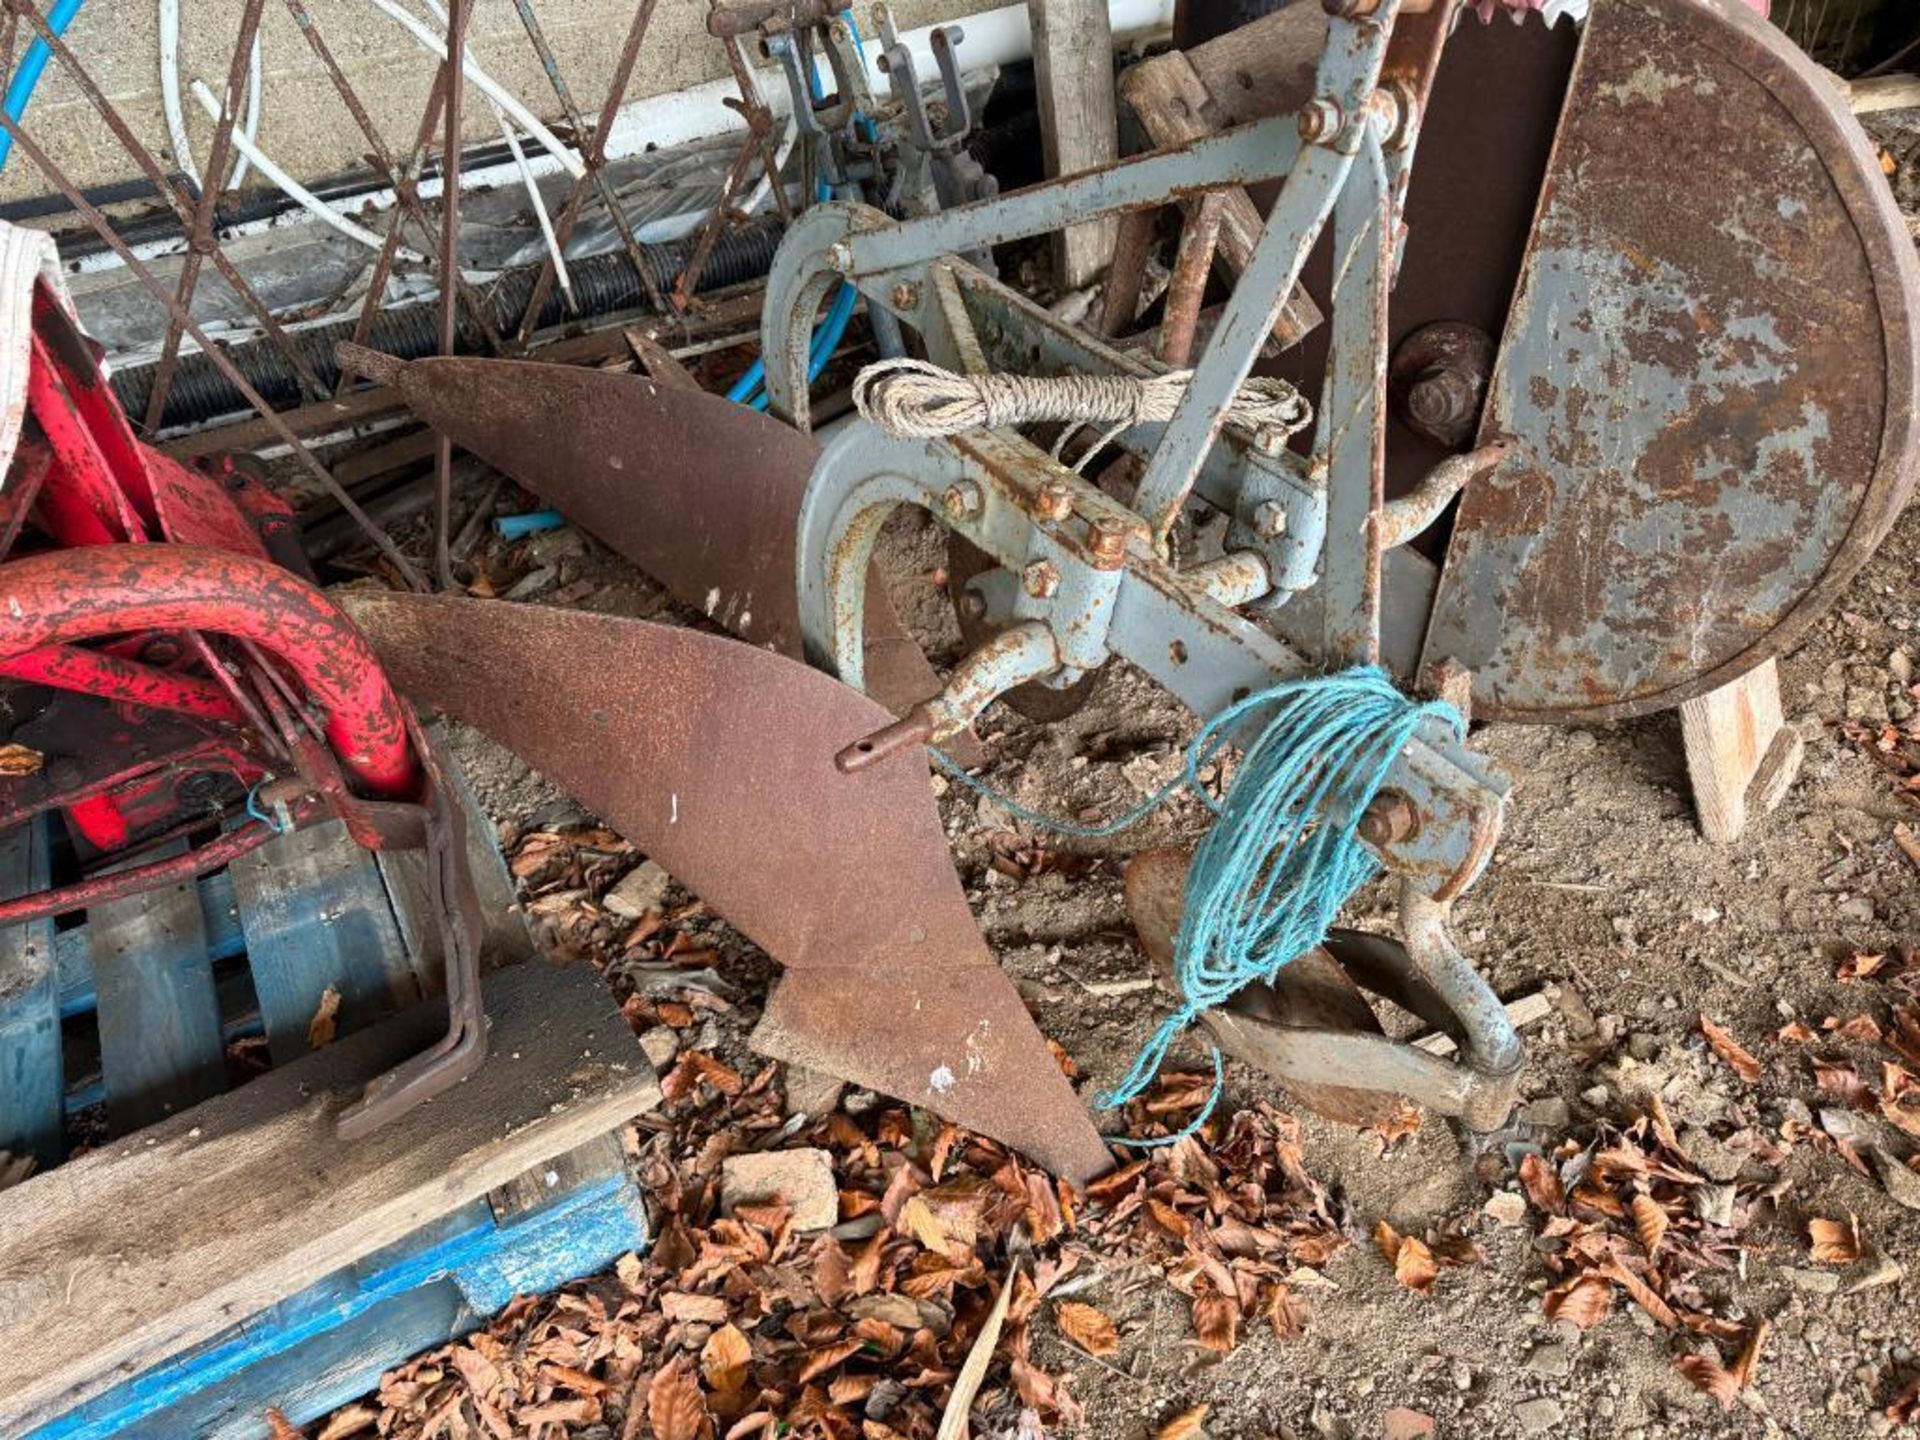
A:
414,480,1919,1440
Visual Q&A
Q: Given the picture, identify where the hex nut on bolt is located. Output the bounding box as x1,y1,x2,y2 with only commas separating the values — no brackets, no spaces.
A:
1022,560,1061,598
826,240,854,272
890,281,920,310
943,482,982,519
1298,97,1343,145
1034,481,1073,521
1252,500,1288,539
1088,515,1129,568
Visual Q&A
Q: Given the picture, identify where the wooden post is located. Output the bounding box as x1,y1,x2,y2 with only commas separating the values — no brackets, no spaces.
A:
1030,0,1119,291
1680,659,1803,843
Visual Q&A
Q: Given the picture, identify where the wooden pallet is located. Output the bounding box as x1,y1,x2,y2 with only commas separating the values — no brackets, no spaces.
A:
0,758,662,1438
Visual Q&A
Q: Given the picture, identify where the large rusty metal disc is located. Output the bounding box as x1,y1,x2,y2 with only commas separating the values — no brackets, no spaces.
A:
1418,0,1920,721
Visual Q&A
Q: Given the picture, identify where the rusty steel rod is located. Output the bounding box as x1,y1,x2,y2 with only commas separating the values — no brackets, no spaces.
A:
507,0,671,321
145,0,272,430
434,0,471,591
514,0,663,341
337,67,453,393
1158,190,1226,367
717,33,792,223
673,108,768,309
0,116,429,589
8,0,327,406
281,0,503,359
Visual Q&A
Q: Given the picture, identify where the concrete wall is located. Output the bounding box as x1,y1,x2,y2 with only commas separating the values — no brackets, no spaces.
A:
0,0,980,204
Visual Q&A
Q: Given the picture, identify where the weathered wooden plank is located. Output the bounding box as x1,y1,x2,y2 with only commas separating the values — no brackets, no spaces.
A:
1030,0,1120,289
0,819,60,1168
89,851,226,1134
1118,39,1323,347
0,957,661,1436
229,819,417,1062
55,868,243,1018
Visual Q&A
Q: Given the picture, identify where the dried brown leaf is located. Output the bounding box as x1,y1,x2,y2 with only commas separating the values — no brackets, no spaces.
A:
1808,1214,1861,1264
1053,1300,1120,1356
702,1323,752,1394
1146,1196,1193,1239
315,1404,379,1440
1838,950,1889,982
1602,1258,1677,1329
1542,1275,1614,1329
1264,1283,1310,1340
1156,1404,1210,1440
1777,1021,1816,1044
1191,1286,1240,1351
797,1338,864,1384
265,1410,303,1440
1375,1222,1438,1294
1731,1317,1770,1391
1813,1056,1873,1107
0,743,43,776
1630,1194,1669,1257
1825,1014,1884,1044
662,1291,730,1324
1518,1153,1565,1214
1674,1351,1742,1410
647,1357,709,1440
1700,1015,1764,1084
307,986,341,1051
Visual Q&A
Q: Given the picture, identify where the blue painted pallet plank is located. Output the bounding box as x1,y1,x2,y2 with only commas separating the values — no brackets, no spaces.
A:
228,819,418,1064
89,846,226,1132
0,818,60,1167
30,1171,647,1440
55,868,243,1020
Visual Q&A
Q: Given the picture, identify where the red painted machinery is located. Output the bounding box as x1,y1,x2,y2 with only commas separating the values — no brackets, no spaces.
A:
0,280,484,1135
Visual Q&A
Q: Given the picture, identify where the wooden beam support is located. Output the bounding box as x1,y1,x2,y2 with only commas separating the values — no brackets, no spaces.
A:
1680,659,1803,844
1030,0,1120,291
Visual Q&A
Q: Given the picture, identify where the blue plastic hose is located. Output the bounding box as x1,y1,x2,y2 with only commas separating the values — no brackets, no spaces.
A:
0,0,88,172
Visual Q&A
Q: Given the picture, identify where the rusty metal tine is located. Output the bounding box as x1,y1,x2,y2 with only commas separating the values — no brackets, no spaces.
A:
506,0,669,319
338,68,451,392
9,0,328,406
0,8,16,89
281,0,501,357
1158,191,1226,367
674,123,762,309
0,115,429,591
434,0,471,591
515,0,661,341
718,35,790,224
145,0,270,430
182,629,284,753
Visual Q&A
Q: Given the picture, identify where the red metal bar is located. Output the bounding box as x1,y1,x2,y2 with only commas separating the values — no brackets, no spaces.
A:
0,643,245,722
0,817,284,927
0,545,418,796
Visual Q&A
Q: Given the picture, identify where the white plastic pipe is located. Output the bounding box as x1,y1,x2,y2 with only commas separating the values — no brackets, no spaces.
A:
413,0,573,304
160,0,264,193
189,79,428,261
358,0,586,178
74,0,1173,276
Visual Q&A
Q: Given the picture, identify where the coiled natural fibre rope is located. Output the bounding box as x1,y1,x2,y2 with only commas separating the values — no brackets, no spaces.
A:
852,357,1312,471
